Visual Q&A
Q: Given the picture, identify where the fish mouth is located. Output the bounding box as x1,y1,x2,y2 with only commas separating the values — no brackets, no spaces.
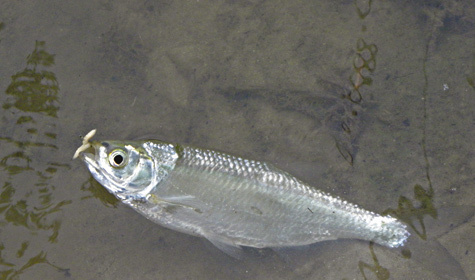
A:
74,137,101,169
73,129,126,198
80,146,101,173
76,141,129,198
73,129,103,177
78,145,124,195
77,142,109,186
73,134,110,189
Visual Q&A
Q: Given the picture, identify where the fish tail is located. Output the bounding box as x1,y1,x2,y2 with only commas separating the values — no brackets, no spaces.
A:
370,216,410,248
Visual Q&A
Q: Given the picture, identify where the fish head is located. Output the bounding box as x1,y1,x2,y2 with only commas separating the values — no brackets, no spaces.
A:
79,140,158,201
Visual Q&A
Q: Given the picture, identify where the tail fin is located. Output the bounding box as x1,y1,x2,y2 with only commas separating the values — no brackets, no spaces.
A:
370,215,410,248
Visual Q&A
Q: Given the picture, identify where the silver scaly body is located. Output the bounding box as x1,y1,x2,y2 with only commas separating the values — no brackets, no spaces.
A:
75,131,409,255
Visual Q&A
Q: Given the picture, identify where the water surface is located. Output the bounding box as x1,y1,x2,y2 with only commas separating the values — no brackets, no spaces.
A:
0,0,474,279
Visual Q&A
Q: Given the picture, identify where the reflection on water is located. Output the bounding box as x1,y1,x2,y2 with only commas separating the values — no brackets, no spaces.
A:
80,177,118,207
4,41,59,117
349,1,391,279
349,38,378,103
336,0,378,169
0,40,71,279
358,243,389,280
384,184,437,241
354,0,372,19
467,55,475,90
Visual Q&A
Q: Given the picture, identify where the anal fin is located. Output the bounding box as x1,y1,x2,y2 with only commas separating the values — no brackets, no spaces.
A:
204,233,244,259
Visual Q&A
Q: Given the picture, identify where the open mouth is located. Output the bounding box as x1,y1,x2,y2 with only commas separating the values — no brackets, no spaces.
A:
76,142,121,195
81,149,101,173
74,138,100,171
76,141,108,185
73,129,106,184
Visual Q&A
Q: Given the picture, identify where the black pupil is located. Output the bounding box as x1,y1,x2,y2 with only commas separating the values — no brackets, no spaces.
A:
114,154,124,165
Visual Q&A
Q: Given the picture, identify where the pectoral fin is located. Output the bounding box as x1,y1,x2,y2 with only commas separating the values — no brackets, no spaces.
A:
148,194,207,214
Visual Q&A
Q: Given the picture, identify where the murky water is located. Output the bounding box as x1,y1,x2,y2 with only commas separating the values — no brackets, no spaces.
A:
0,0,474,279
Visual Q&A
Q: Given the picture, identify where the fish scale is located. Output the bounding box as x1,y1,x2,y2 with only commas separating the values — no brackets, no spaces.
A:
75,130,409,255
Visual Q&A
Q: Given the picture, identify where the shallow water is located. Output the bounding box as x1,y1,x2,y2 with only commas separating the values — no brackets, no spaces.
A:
0,0,474,279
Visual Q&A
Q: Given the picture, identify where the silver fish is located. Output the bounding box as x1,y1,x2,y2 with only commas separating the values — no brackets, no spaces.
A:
74,129,409,255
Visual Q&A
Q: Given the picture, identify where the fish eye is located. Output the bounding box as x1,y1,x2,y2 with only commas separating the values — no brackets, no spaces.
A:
108,149,128,168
